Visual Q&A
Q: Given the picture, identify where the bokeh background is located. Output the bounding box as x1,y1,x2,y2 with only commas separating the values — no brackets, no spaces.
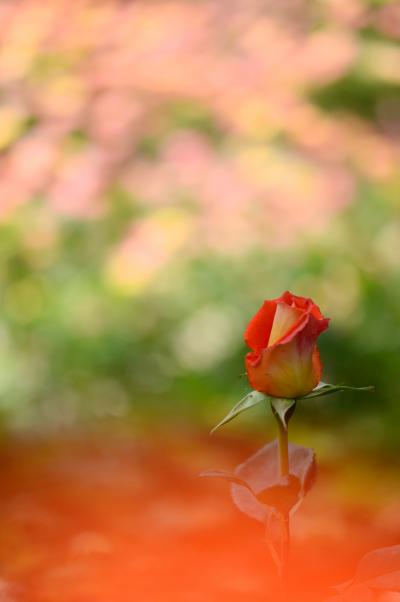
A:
0,1,400,601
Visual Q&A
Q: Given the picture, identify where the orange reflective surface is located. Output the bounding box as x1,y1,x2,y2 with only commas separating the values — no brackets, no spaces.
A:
0,431,397,602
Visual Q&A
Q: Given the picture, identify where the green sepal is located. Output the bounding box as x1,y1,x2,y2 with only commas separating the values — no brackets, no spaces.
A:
300,382,374,401
270,398,297,431
210,381,373,435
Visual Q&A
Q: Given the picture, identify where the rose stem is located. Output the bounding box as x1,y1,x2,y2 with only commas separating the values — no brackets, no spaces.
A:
276,416,291,602
277,421,289,476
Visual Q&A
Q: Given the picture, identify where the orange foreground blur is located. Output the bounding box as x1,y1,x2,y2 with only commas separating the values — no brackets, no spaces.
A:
0,430,397,602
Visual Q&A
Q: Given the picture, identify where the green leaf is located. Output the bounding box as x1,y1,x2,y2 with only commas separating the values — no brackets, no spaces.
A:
300,382,374,401
270,398,296,431
210,390,268,434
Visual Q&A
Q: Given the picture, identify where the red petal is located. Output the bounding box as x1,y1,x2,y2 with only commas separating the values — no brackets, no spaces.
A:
244,300,277,352
309,301,324,320
268,303,304,346
282,291,325,321
244,293,329,355
312,346,323,383
245,312,329,398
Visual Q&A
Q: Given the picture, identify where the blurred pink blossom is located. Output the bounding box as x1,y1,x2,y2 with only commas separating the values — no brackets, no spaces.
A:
0,0,397,258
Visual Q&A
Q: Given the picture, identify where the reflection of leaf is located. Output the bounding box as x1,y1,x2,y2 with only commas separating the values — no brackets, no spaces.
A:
300,382,374,401
198,469,254,493
200,469,300,516
264,509,285,574
326,584,374,602
231,440,316,523
210,391,268,434
329,545,400,600
354,545,400,591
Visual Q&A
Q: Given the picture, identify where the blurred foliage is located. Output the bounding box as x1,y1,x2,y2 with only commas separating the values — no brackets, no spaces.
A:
0,0,399,451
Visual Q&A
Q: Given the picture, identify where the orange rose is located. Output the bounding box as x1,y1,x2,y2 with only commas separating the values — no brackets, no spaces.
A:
244,292,329,398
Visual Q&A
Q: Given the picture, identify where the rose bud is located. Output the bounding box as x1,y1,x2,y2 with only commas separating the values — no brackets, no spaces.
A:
244,291,329,399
